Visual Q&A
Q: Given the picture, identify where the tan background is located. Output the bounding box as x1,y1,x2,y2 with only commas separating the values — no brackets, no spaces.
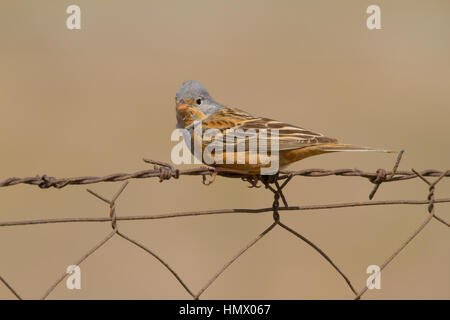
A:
0,0,449,299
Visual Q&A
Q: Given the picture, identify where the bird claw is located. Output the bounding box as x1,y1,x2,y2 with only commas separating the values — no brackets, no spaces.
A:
260,174,279,187
201,166,217,186
242,176,261,188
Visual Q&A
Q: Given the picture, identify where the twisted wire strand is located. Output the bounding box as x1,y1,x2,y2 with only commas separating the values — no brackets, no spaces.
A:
0,157,449,299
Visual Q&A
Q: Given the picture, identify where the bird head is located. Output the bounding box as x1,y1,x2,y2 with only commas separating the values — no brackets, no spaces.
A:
175,80,223,128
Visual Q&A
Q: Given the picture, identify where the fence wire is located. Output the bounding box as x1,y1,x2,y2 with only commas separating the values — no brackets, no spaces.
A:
0,151,449,299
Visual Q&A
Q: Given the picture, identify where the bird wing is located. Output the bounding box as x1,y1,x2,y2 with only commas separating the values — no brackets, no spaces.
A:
199,107,337,152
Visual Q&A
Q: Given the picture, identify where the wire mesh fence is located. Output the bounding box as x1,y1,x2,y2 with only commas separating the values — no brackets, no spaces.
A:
1,151,449,299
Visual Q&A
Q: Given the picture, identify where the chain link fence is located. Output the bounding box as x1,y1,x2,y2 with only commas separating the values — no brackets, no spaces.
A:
1,151,449,299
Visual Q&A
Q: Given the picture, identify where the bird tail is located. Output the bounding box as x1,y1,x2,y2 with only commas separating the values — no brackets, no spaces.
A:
318,143,394,153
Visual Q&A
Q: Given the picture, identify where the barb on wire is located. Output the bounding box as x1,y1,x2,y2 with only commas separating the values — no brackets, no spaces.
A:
0,153,449,299
1,157,449,190
369,150,404,200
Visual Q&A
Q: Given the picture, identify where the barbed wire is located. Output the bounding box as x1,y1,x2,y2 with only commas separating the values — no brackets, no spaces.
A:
0,151,449,299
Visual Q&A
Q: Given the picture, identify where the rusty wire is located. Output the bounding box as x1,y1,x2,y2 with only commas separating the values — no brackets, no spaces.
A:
1,155,448,190
0,151,449,300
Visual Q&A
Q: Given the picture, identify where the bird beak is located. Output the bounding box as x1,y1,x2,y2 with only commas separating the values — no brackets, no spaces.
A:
177,103,189,112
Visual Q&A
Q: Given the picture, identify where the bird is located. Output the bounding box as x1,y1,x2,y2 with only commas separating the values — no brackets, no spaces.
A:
174,80,392,177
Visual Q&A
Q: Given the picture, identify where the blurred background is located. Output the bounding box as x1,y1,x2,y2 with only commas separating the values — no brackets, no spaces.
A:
0,0,449,299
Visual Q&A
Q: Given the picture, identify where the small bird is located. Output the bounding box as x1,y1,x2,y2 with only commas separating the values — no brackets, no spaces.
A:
175,80,392,176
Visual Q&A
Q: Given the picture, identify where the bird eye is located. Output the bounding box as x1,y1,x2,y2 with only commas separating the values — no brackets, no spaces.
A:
196,98,202,105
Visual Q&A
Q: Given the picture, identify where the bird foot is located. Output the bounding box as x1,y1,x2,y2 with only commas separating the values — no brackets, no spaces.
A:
242,175,262,188
260,174,279,187
201,166,217,186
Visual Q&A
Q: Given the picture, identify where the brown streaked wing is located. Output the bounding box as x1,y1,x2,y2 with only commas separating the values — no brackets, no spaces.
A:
200,107,338,152
240,118,337,150
201,107,254,129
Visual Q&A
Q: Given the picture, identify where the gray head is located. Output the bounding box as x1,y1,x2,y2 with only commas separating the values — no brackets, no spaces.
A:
175,80,223,127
